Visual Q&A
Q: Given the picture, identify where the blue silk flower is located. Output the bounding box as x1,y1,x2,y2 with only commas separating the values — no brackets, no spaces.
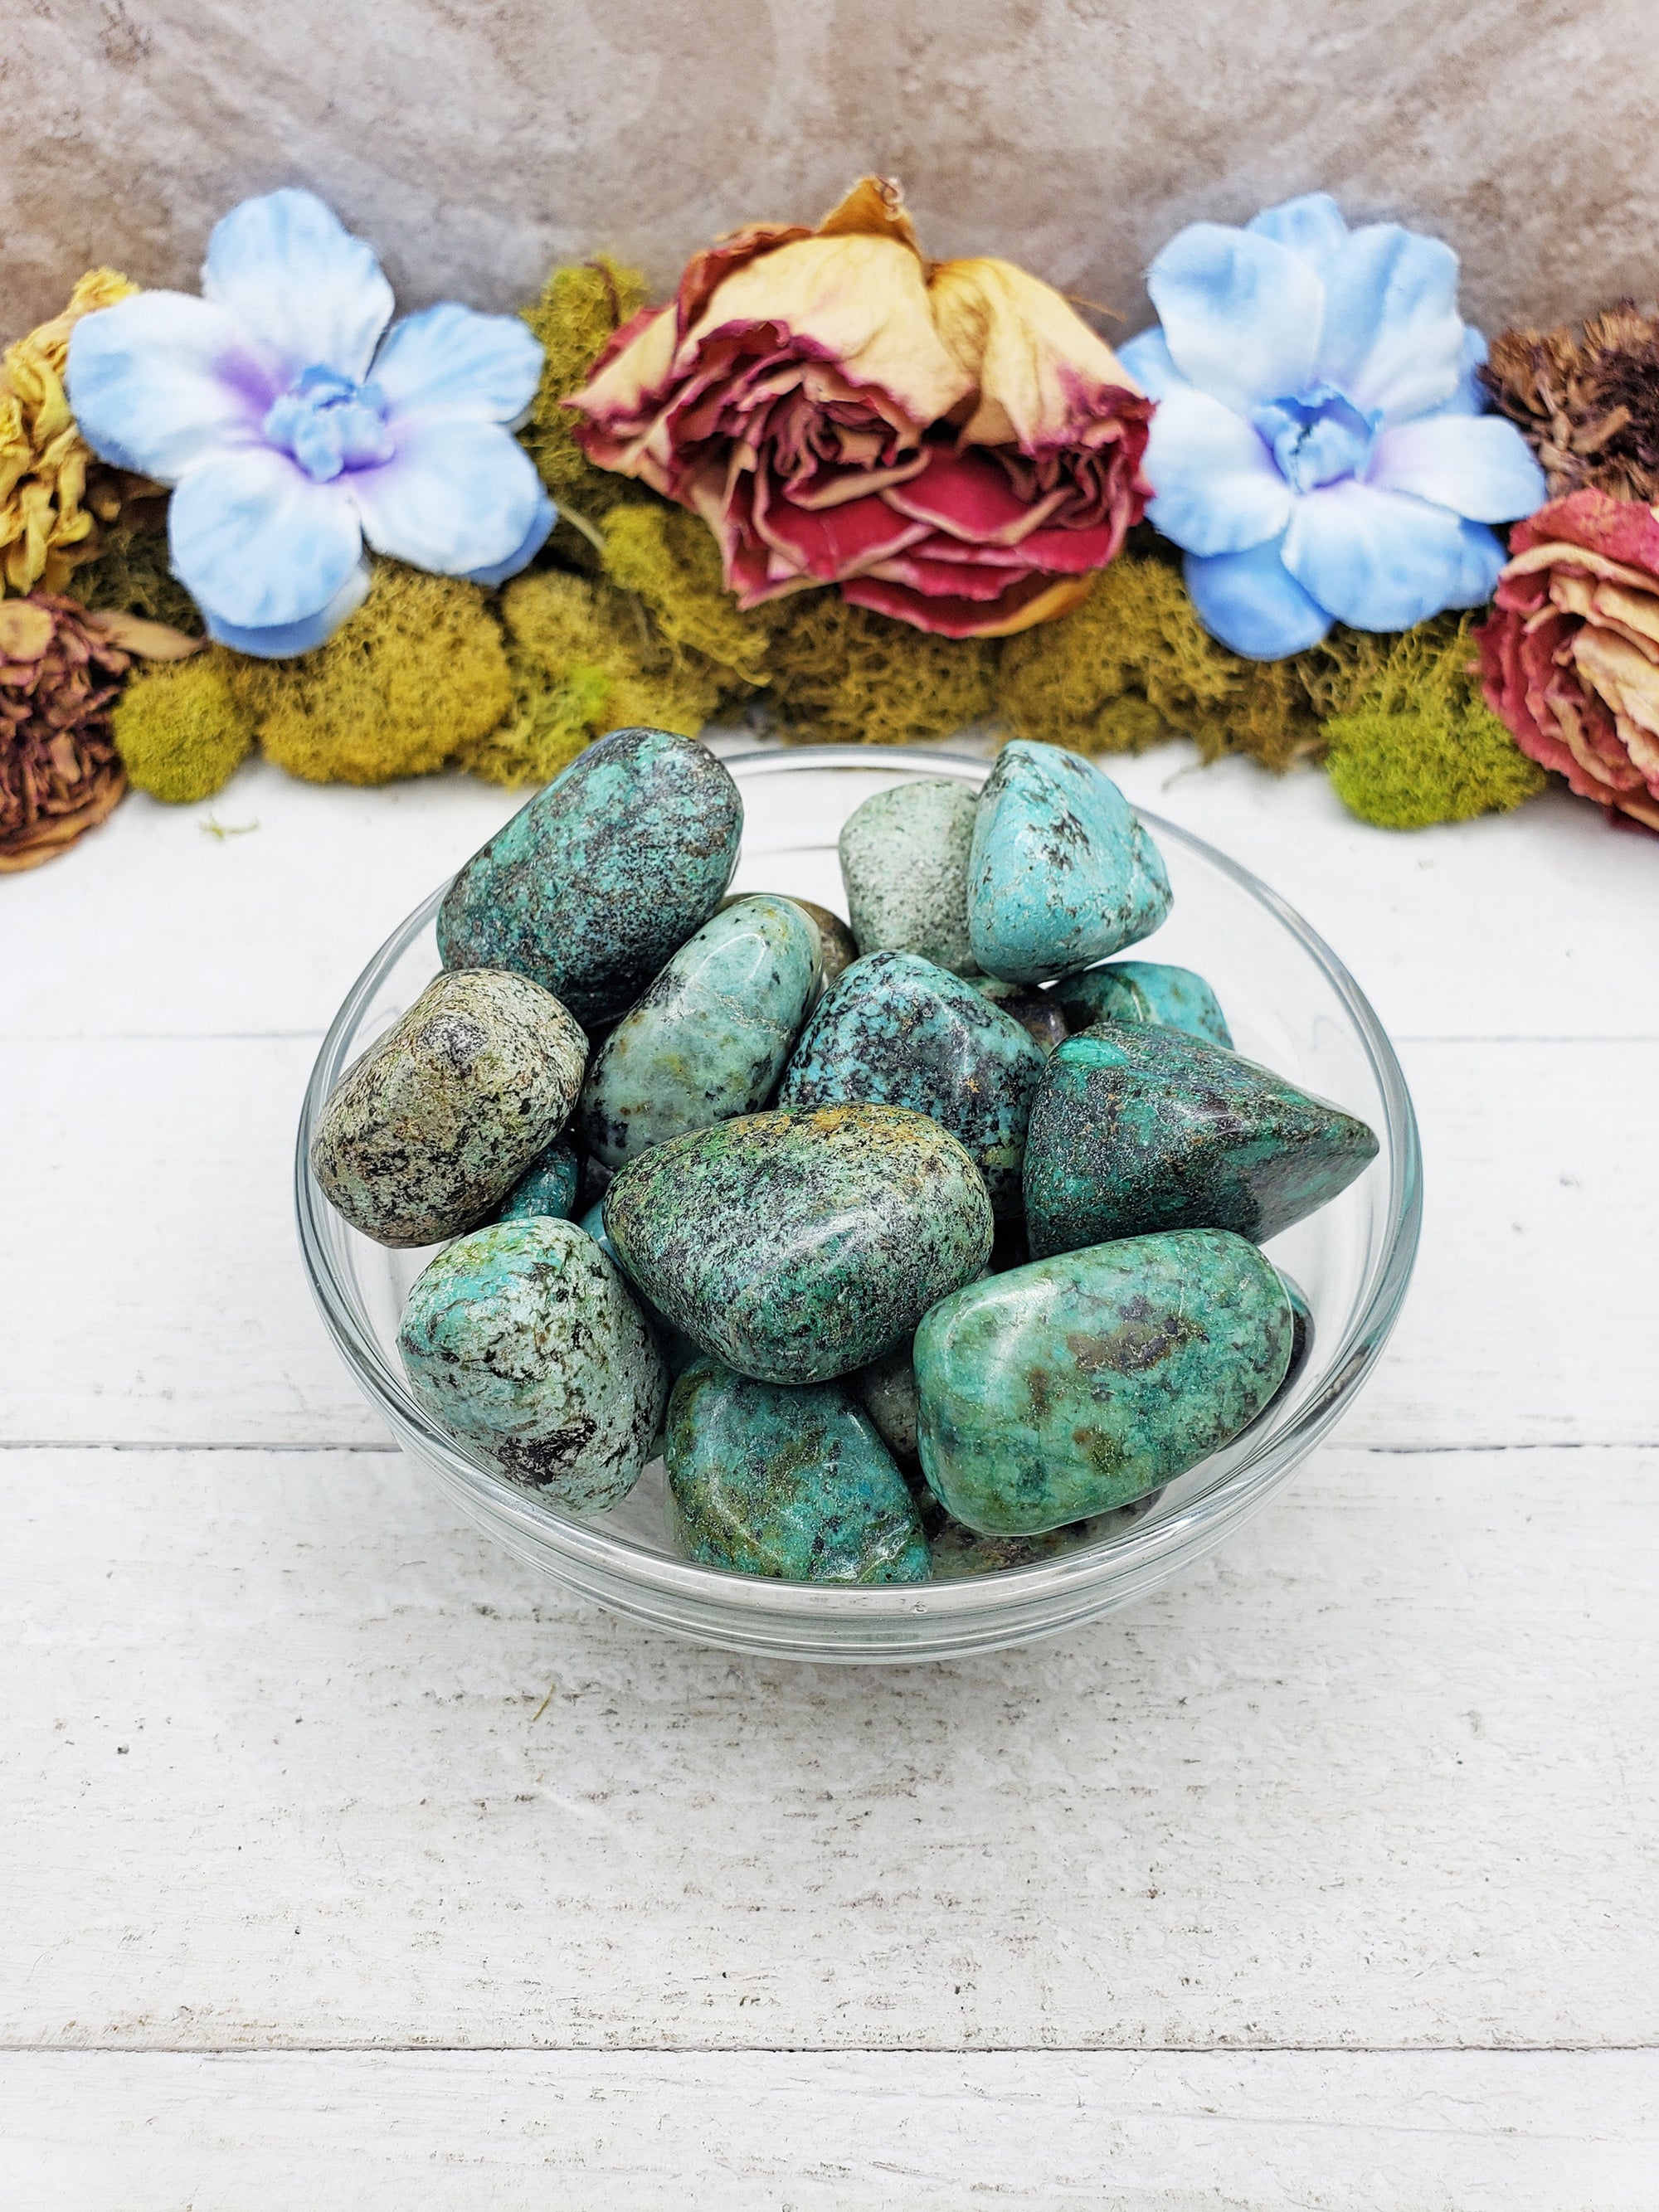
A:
66,190,555,657
1118,193,1545,659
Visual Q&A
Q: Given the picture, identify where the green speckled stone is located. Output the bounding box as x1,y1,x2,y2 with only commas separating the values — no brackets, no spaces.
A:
578,895,820,1169
397,1216,666,1510
436,728,742,1027
779,950,1044,1217
665,1359,930,1582
839,778,980,975
603,1104,993,1384
493,1134,581,1223
966,741,1172,983
1024,1024,1379,1257
929,1512,1126,1578
723,892,857,1003
309,970,586,1248
971,975,1070,1054
915,1228,1294,1533
852,1339,920,1461
1053,960,1231,1048
577,1199,703,1379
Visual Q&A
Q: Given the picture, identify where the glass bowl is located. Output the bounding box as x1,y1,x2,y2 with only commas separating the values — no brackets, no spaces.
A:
296,746,1421,1662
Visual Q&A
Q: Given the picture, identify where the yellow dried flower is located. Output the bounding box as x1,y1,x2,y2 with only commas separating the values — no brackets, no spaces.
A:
1,270,139,596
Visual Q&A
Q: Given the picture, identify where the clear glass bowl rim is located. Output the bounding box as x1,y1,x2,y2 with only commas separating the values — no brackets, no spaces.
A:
294,744,1422,1660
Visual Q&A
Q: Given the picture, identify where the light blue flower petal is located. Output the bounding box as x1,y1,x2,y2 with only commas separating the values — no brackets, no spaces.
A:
372,303,545,425
202,561,372,658
1141,386,1292,557
349,416,543,575
1369,414,1545,522
1443,518,1509,609
1147,223,1324,414
1281,481,1500,630
202,188,394,385
1440,325,1490,416
1245,192,1350,273
465,492,557,587
1117,327,1192,401
66,291,276,483
1315,224,1465,424
169,445,364,630
1184,537,1332,659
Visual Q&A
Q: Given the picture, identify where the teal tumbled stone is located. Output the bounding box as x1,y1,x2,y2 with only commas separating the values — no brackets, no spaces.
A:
1053,960,1232,1048
493,1134,581,1222
578,895,820,1169
309,969,586,1248
914,1228,1294,1533
839,777,980,975
436,728,742,1028
1023,1024,1379,1257
602,1103,993,1384
664,1359,930,1582
578,1198,703,1379
397,1217,667,1510
966,741,1172,983
778,950,1044,1216
723,892,857,1002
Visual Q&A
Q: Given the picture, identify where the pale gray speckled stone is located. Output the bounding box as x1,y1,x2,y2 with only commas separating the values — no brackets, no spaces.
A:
839,780,980,976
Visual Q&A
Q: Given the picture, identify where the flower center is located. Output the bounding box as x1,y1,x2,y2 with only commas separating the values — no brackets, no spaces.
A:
1253,385,1377,495
263,364,394,483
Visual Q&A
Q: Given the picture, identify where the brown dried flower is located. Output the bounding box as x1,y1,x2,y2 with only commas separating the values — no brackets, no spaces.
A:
1481,300,1659,502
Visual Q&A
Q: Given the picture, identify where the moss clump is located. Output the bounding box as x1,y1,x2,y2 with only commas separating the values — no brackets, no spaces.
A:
111,649,255,802
601,503,775,692
230,563,513,785
457,568,727,787
1322,619,1548,829
74,523,204,635
765,591,999,746
519,256,654,566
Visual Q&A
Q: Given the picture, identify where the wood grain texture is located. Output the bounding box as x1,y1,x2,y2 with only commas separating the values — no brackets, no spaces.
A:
4,2050,1657,2210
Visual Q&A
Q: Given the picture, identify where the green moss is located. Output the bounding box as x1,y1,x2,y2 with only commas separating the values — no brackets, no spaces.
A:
111,649,254,802
765,590,999,746
519,255,654,565
74,523,204,634
601,503,775,693
230,562,513,785
1322,619,1548,829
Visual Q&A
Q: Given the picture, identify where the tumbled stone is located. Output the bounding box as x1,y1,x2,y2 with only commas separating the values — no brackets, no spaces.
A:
578,895,820,1169
665,1359,930,1582
972,975,1069,1053
779,950,1044,1217
397,1216,666,1510
724,892,858,1000
915,1228,1294,1532
578,1199,703,1380
966,740,1172,983
437,727,742,1027
930,1514,1118,1578
1053,960,1232,1048
1023,1025,1379,1257
492,1133,581,1223
309,970,586,1247
839,777,980,975
852,1339,920,1461
603,1103,993,1384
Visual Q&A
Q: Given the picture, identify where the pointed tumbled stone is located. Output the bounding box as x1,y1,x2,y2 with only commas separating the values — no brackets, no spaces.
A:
397,1217,666,1510
914,1229,1294,1532
492,1133,582,1223
437,727,742,1028
1053,960,1231,1048
309,969,586,1247
603,1104,993,1384
578,895,820,1169
778,950,1045,1216
839,777,980,975
966,740,1172,983
1023,1025,1379,1257
665,1359,930,1582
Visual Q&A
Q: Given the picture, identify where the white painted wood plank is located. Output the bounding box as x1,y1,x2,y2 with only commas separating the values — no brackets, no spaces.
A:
3,2049,1656,2211
6,747,1657,1048
3,1444,1654,2052
2,1034,1650,1449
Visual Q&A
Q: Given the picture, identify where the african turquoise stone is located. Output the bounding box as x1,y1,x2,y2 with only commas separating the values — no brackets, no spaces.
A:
578,895,820,1169
436,728,742,1028
309,969,586,1248
665,1359,930,1582
397,1216,666,1510
578,1198,703,1379
602,1103,993,1384
1053,960,1232,1048
914,1228,1294,1533
839,777,980,975
966,741,1172,983
723,892,858,1001
493,1133,581,1222
1023,1024,1379,1257
778,950,1044,1216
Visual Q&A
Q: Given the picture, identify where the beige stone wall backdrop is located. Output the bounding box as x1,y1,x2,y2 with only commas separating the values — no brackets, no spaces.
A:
3,0,1653,343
